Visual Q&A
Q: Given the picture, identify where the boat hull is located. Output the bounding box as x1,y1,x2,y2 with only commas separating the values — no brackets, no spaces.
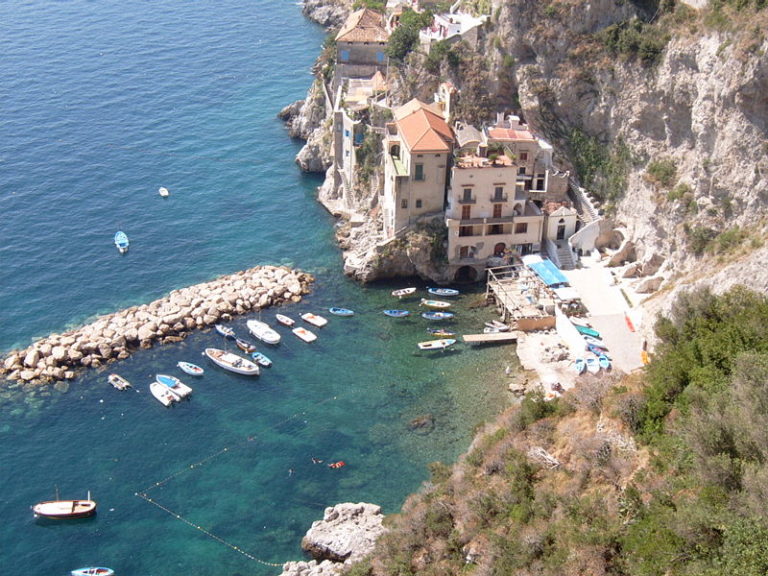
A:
156,374,192,399
33,499,97,519
150,381,176,406
420,299,451,309
427,287,459,297
276,313,295,327
418,338,456,351
421,311,454,321
383,310,410,318
292,327,317,343
204,348,260,375
328,307,354,317
246,320,281,345
177,361,204,376
108,373,131,390
71,568,115,576
301,313,328,327
392,287,416,298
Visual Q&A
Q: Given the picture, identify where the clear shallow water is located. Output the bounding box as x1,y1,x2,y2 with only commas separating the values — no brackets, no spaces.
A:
0,2,515,574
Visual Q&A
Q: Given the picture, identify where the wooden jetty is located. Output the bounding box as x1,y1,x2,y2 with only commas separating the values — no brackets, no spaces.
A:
462,332,519,344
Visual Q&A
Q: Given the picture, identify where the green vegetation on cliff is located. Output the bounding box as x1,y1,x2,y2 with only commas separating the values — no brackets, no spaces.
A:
342,286,768,576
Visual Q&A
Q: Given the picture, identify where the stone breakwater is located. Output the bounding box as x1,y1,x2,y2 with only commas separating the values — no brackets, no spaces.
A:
0,265,314,386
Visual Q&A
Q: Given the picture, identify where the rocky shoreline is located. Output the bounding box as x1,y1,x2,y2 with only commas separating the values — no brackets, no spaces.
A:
0,265,314,387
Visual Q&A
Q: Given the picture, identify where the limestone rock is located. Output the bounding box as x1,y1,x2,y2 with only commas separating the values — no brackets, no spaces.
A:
278,560,343,576
301,502,386,564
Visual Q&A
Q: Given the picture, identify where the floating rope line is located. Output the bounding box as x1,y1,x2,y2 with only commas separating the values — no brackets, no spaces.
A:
135,491,283,568
135,395,343,564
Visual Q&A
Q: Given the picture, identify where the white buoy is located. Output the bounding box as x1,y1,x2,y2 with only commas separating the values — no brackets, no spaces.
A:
158,187,169,197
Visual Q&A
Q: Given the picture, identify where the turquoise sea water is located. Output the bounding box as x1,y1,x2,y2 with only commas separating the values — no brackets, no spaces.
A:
0,2,515,574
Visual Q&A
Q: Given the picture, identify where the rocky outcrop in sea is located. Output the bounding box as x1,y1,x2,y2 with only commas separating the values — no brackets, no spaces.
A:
0,265,313,386
278,502,387,576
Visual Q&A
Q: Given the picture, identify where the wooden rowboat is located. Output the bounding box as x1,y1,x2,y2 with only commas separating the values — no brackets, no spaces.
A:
204,348,260,376
33,492,97,519
420,298,451,309
392,287,416,298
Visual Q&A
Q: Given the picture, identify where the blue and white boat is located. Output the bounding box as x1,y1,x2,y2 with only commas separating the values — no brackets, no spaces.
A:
215,324,236,339
427,287,459,297
584,336,608,351
586,357,600,374
418,338,456,351
156,374,193,400
114,231,129,254
574,358,586,374
177,361,204,376
383,309,410,318
329,307,354,316
421,311,454,321
598,353,611,370
247,319,281,345
251,351,273,367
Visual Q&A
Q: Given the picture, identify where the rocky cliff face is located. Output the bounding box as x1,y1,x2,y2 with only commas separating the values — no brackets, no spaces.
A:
487,1,768,320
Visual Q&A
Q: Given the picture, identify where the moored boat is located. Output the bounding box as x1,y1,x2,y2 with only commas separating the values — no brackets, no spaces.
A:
392,287,417,298
420,298,451,309
427,327,456,337
276,313,295,327
421,311,454,321
427,287,460,297
383,309,410,318
598,353,611,370
107,373,132,390
418,338,456,351
292,326,317,343
32,493,97,519
246,319,281,345
215,324,236,339
158,186,169,197
204,348,260,376
251,351,273,367
236,337,256,354
156,374,192,400
71,568,114,576
586,357,600,374
574,358,586,374
329,307,354,317
150,381,177,406
114,231,129,254
301,312,328,327
177,361,204,376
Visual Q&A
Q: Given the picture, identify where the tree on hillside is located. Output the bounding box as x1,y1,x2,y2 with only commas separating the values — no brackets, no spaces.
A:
386,8,433,62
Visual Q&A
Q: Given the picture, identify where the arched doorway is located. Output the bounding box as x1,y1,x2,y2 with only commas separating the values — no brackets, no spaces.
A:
556,218,566,241
454,266,478,282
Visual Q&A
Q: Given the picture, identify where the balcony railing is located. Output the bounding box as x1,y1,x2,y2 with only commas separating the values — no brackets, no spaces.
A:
458,197,477,205
490,194,508,202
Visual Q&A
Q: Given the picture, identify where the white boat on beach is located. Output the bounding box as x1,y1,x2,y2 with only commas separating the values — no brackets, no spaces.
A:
276,313,295,327
292,326,317,343
150,381,177,406
156,374,193,400
246,319,281,345
204,347,260,376
301,312,328,328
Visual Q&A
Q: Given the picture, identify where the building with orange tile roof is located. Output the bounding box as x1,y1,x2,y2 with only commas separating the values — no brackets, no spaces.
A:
335,9,389,90
383,99,454,237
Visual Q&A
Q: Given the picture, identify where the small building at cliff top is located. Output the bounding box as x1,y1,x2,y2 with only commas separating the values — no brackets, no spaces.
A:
382,99,454,238
334,8,389,92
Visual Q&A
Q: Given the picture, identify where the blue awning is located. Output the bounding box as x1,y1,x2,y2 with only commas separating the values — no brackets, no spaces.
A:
527,259,568,287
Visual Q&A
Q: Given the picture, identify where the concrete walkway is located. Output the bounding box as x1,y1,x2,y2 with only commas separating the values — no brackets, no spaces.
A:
562,256,644,374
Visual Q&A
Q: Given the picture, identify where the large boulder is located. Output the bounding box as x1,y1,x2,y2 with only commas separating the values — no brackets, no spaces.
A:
301,502,387,564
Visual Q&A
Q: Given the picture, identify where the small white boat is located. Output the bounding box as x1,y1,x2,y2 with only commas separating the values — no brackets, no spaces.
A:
156,374,192,400
158,186,170,197
276,313,295,327
215,324,236,338
392,287,417,298
292,327,317,343
301,312,328,327
150,381,176,407
251,351,273,367
418,338,456,351
71,569,115,576
585,357,600,374
246,319,281,345
177,361,204,376
484,320,510,332
114,231,129,254
108,373,132,390
598,353,611,370
427,287,460,297
420,298,451,309
204,348,260,376
329,307,354,316
32,492,97,519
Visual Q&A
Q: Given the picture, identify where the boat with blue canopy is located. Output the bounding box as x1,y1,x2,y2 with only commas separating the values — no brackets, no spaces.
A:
114,231,129,254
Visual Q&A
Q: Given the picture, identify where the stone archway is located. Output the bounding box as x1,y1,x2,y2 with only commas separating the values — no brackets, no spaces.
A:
454,266,478,282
